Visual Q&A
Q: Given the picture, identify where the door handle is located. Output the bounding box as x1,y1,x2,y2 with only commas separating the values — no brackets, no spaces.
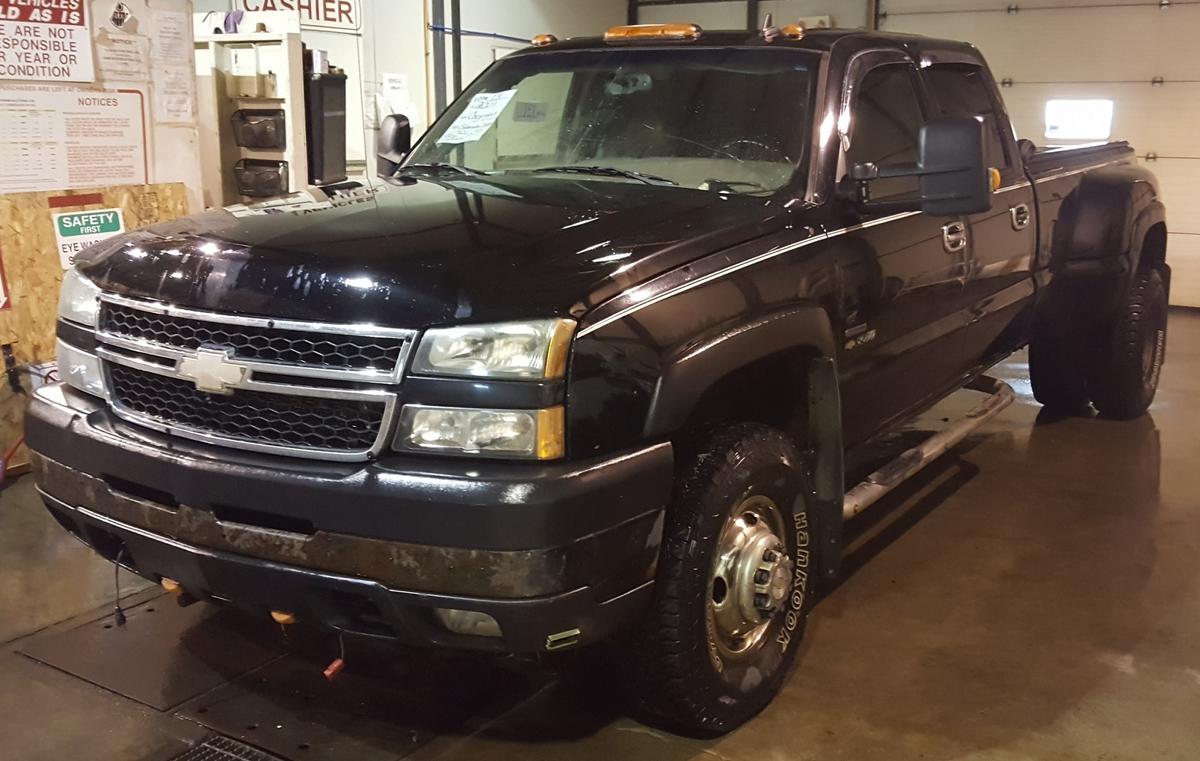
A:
1010,203,1031,231
942,221,968,253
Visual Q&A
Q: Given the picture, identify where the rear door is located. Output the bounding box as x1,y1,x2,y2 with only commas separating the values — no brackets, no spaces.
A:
923,58,1039,367
881,2,1199,307
834,55,972,445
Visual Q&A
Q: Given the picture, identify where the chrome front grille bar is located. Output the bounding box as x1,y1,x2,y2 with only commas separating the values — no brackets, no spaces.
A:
93,293,415,462
97,292,417,384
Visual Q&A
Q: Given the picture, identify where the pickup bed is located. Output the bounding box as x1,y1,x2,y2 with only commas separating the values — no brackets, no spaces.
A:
28,26,1168,735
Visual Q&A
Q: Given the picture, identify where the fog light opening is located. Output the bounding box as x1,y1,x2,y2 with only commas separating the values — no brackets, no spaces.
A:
434,608,502,638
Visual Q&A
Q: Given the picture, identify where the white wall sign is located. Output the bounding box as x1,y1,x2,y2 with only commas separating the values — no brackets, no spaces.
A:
235,0,360,32
0,85,147,193
95,31,149,81
0,0,94,82
52,208,126,269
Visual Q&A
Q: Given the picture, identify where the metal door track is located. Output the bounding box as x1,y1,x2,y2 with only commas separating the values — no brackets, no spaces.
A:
843,376,1015,519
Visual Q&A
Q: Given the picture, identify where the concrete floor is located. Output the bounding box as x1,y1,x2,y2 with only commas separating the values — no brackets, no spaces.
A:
3,311,1200,761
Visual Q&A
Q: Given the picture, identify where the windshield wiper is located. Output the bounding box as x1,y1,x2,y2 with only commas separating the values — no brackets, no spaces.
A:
396,162,488,177
524,165,677,186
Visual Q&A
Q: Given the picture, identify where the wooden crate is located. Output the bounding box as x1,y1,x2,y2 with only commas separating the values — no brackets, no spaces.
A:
0,183,190,474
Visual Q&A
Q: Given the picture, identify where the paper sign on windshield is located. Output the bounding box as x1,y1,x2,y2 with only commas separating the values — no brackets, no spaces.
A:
436,89,517,144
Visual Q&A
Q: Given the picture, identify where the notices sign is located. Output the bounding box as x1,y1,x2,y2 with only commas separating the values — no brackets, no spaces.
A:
0,0,94,82
0,85,147,194
52,208,125,269
236,0,360,32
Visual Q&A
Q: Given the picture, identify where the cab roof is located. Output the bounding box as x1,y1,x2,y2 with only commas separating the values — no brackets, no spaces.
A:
521,27,981,62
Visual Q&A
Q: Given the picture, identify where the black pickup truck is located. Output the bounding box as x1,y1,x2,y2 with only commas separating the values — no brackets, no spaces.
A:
30,25,1169,734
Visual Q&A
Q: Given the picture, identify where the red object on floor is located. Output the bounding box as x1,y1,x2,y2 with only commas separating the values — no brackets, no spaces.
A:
323,657,345,680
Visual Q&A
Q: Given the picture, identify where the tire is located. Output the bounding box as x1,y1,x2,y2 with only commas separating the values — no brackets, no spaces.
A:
1087,267,1168,419
624,423,818,736
1029,333,1091,413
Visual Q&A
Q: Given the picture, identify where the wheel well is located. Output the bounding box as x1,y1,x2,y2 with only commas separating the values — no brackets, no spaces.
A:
1140,223,1167,270
682,349,812,445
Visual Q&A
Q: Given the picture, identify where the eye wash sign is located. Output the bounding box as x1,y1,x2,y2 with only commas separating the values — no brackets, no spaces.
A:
52,208,124,268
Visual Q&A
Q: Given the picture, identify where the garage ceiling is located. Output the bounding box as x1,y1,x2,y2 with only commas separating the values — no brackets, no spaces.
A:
881,0,1200,306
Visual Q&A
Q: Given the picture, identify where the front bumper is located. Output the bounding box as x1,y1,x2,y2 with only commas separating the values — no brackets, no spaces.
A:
27,384,672,652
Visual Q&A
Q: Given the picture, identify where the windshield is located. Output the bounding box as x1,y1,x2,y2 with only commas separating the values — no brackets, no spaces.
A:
406,47,817,195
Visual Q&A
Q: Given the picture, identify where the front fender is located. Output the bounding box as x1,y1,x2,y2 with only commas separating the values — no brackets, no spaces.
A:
643,304,837,437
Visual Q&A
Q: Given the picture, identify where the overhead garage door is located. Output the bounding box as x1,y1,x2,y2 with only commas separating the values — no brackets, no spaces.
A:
880,0,1200,306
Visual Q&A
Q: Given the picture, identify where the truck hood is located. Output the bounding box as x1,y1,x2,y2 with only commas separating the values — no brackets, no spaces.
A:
77,176,789,327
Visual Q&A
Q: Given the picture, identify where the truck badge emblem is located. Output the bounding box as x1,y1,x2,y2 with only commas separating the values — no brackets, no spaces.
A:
177,348,247,393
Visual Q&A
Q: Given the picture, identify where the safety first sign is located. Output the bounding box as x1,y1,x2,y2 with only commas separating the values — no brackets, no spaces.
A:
0,0,94,82
53,208,124,269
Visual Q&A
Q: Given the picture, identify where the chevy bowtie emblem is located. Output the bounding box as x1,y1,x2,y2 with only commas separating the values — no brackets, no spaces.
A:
177,348,248,394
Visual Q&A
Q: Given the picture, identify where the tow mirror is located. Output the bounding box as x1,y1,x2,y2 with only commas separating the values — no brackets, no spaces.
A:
849,117,992,216
376,114,411,178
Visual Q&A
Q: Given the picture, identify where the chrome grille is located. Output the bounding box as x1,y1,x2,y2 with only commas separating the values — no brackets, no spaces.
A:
99,299,411,381
94,294,413,461
108,364,387,453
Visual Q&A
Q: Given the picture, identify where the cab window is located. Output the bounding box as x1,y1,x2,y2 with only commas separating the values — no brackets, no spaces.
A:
922,62,1010,170
845,64,925,201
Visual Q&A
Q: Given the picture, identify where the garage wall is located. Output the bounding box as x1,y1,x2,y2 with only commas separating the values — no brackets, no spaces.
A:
440,0,628,91
880,0,1200,306
639,1,869,29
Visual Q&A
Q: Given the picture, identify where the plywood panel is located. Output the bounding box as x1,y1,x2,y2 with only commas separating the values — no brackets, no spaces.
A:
0,183,189,470
881,4,1200,82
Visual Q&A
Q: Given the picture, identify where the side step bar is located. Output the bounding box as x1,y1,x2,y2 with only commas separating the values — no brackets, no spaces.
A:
843,376,1015,520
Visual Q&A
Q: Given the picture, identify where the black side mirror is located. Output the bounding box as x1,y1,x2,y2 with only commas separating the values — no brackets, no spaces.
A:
376,114,411,178
850,117,992,216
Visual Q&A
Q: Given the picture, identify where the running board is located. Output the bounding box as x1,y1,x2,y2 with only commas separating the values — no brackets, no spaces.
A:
843,376,1015,520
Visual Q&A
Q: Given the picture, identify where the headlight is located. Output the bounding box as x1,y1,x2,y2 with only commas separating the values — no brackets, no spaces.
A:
397,405,564,459
412,319,575,379
56,341,107,399
59,268,101,326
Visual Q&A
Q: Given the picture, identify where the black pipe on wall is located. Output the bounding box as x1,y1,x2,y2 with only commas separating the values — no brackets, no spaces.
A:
451,0,463,97
431,0,446,114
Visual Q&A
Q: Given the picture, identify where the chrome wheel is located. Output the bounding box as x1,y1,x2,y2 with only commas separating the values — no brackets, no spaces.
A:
707,494,793,661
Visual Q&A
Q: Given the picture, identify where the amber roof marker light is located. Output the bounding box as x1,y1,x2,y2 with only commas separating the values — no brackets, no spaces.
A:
604,23,703,42
780,22,807,39
531,33,558,46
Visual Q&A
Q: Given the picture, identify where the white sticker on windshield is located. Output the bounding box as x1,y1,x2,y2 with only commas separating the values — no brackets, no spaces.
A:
436,89,518,144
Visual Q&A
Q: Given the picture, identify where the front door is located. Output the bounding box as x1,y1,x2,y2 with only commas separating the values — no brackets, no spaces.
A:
923,60,1039,367
833,57,972,446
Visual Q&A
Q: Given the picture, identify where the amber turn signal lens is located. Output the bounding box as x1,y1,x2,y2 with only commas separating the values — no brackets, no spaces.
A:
536,406,566,460
990,167,1002,191
780,23,806,38
604,23,702,42
531,33,557,46
543,318,576,379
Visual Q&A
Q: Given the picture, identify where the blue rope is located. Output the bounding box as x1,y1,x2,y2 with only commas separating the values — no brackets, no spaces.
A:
428,23,529,45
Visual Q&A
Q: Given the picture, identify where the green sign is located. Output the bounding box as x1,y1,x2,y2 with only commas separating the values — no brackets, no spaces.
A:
55,210,123,237
52,208,125,268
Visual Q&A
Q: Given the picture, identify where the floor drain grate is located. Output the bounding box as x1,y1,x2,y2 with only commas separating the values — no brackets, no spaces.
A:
167,736,286,761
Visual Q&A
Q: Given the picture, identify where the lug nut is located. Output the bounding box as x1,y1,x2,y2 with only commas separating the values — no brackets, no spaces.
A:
755,569,770,584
